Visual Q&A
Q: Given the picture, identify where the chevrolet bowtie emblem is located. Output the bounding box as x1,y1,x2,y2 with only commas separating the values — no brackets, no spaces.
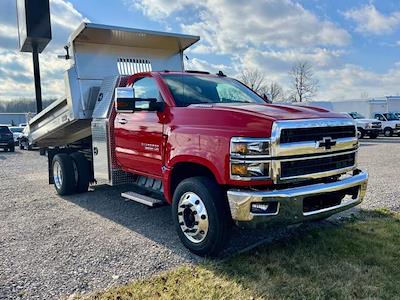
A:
317,137,336,150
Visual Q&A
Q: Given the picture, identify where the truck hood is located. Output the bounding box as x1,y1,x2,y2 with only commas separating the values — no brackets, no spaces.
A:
355,118,380,124
190,103,345,121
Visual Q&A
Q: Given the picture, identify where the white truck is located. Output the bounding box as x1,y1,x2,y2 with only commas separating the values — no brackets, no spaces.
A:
346,112,381,139
373,113,400,137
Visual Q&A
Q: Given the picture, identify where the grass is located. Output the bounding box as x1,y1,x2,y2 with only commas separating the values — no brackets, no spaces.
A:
78,210,400,300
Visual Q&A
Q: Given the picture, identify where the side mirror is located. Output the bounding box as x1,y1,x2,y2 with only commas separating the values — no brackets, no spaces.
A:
115,87,135,112
115,87,164,112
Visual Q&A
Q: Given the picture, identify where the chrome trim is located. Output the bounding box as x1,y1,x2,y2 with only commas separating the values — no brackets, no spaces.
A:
276,137,358,157
271,149,357,183
229,118,359,183
270,118,357,157
270,118,357,183
227,170,368,223
277,149,357,162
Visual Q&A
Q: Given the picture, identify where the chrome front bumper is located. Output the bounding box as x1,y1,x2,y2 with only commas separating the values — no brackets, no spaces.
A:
227,170,368,227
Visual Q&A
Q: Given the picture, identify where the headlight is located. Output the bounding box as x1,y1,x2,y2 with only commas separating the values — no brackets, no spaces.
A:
231,161,270,178
230,137,271,158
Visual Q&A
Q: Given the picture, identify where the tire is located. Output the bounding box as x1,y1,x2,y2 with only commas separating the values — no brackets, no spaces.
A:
39,148,46,156
383,128,393,137
52,154,76,195
19,143,24,150
70,152,90,193
369,133,379,139
9,146,15,152
172,176,232,257
357,128,365,139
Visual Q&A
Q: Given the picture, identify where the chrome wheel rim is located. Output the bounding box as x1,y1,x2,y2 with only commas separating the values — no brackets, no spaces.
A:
177,192,209,244
53,160,63,189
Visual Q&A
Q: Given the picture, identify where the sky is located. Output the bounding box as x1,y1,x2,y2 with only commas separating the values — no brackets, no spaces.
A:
0,0,399,101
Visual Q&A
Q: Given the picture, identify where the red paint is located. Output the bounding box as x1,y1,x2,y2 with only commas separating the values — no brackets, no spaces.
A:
114,72,345,203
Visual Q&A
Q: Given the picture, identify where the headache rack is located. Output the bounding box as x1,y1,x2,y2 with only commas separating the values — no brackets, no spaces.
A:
29,22,199,147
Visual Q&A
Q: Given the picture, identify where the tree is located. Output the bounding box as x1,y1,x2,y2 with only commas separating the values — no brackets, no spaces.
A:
239,68,268,95
266,82,284,102
289,61,318,102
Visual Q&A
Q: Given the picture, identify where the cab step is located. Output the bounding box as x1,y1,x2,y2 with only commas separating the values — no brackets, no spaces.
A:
121,191,165,207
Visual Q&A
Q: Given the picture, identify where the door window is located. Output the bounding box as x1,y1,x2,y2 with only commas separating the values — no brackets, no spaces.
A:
133,77,162,100
375,114,385,121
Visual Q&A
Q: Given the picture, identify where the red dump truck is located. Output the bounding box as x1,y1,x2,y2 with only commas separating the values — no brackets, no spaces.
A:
29,23,368,256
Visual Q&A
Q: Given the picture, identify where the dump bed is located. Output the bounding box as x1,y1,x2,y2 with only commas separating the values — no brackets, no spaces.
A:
29,22,199,147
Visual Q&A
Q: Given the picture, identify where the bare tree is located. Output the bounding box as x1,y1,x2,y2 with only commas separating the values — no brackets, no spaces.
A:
239,68,268,95
266,82,283,102
289,61,318,102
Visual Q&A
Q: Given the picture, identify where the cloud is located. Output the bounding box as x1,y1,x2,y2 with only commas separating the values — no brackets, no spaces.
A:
0,0,87,101
317,63,400,100
343,4,400,35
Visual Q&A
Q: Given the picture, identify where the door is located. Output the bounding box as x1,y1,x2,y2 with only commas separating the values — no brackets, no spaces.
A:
114,76,165,178
374,114,386,121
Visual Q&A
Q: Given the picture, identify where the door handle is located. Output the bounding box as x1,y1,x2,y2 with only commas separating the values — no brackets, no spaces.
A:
118,118,128,125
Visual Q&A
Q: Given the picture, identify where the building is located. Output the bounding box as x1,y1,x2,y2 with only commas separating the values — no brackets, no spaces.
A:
303,96,400,118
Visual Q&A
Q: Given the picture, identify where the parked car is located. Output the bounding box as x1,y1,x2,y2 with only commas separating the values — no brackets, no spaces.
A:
346,112,381,139
393,112,400,119
373,113,400,136
9,126,24,145
0,126,15,152
19,126,38,150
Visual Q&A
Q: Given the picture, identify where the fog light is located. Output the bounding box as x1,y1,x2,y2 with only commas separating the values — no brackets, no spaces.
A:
251,202,278,214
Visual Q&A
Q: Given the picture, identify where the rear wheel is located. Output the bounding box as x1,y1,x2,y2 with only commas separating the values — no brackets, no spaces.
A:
383,128,393,137
172,176,231,257
52,154,76,195
357,128,365,139
70,152,90,193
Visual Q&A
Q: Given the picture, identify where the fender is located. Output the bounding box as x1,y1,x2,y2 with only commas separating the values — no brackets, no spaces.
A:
162,154,225,203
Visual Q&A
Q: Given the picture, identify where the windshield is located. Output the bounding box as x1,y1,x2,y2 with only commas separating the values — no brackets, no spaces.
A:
0,126,10,133
383,113,399,121
10,127,23,133
349,112,365,119
162,74,266,107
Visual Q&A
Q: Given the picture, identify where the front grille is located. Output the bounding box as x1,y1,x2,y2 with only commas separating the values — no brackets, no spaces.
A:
281,152,355,178
396,124,400,129
280,126,356,143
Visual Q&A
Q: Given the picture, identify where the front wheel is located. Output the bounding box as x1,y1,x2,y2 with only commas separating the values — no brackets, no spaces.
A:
172,176,232,257
383,128,393,137
357,128,365,139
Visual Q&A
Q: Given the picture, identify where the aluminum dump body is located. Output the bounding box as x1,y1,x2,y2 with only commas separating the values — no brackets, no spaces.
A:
29,22,199,147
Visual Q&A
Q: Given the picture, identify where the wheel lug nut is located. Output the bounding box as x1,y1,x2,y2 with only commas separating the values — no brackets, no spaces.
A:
194,221,198,225
195,200,200,205
193,211,197,215
200,230,205,234
201,215,206,220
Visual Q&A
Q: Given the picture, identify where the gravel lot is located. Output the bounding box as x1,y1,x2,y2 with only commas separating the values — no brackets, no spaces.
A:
0,137,399,299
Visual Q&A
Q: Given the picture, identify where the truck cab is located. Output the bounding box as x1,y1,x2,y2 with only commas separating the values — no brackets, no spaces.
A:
373,113,400,136
28,23,369,256
347,112,381,139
